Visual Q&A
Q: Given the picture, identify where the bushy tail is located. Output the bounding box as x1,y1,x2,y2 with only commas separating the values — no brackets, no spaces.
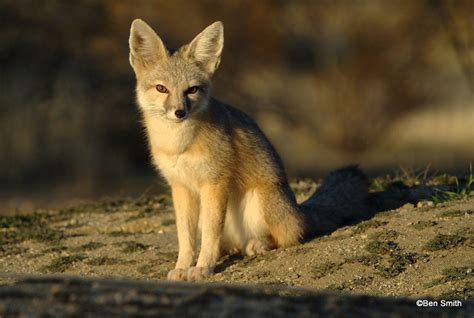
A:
299,165,371,240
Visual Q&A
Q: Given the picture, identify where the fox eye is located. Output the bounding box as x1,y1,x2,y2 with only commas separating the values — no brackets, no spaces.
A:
186,86,199,94
156,84,169,93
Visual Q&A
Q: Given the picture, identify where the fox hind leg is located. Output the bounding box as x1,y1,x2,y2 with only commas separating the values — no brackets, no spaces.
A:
244,237,276,256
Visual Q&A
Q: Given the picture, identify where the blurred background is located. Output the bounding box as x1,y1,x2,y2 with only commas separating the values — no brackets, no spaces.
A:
1,0,473,213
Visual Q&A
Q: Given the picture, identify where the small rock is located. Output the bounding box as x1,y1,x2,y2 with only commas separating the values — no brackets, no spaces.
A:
416,201,434,208
401,203,414,210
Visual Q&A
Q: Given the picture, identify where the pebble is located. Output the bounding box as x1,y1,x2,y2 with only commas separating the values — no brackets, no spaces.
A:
416,201,434,208
400,203,414,210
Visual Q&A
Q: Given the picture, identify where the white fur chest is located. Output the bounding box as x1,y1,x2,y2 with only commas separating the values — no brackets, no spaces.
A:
145,116,196,153
145,117,210,189
155,151,211,190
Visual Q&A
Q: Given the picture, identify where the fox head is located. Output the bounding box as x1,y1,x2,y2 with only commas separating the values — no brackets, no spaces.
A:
129,19,224,122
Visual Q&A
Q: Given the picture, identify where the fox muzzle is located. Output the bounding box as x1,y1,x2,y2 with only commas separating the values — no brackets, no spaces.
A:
174,109,187,119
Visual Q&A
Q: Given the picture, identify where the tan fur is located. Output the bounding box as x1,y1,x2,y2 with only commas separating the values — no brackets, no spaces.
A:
129,19,305,281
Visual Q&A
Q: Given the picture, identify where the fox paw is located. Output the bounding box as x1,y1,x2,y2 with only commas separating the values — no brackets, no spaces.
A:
167,268,188,281
187,266,213,281
245,239,270,256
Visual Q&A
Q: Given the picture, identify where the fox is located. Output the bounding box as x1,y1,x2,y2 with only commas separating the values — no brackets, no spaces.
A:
128,19,370,281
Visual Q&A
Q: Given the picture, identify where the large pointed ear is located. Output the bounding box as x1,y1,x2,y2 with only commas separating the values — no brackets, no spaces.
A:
186,21,224,74
129,19,168,73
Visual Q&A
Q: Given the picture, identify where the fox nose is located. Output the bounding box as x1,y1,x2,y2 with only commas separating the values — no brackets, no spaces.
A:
174,109,187,119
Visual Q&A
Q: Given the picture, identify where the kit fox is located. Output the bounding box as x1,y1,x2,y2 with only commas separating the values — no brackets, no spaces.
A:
129,19,370,281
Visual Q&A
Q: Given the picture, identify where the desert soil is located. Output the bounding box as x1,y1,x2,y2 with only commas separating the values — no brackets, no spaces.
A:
0,178,473,300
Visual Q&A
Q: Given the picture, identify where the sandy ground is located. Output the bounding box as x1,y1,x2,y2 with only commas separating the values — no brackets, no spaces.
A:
0,179,472,300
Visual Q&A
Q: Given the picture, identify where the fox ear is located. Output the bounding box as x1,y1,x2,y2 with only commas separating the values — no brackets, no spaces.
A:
129,19,168,72
186,21,224,74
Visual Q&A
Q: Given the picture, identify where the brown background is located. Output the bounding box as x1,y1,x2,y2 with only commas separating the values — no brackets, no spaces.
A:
1,0,473,211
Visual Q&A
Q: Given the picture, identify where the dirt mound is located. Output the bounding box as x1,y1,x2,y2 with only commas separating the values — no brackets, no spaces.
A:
1,276,472,317
1,180,473,301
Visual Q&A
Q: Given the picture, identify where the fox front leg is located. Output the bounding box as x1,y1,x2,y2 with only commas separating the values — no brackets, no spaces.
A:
167,184,199,281
187,182,227,281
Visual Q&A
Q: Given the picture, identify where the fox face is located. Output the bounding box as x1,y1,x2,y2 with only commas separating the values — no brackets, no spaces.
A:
129,20,224,122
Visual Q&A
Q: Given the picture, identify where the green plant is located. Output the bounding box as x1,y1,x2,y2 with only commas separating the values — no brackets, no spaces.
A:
432,163,473,203
41,255,87,273
423,234,466,251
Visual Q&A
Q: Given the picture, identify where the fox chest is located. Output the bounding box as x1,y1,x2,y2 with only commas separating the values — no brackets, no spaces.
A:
153,150,213,188
146,122,207,185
